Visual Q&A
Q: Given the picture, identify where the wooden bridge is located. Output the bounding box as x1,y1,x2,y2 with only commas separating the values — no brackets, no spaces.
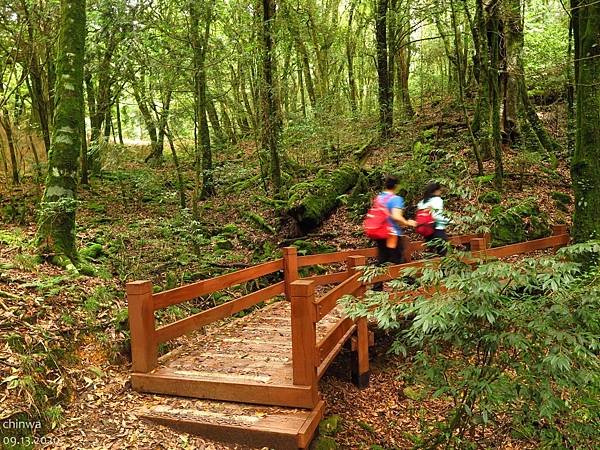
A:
126,225,569,449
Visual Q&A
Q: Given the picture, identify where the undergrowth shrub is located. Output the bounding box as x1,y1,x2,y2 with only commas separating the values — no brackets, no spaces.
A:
343,243,600,449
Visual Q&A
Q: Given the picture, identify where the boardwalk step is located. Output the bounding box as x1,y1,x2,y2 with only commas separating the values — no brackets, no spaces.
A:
139,398,325,449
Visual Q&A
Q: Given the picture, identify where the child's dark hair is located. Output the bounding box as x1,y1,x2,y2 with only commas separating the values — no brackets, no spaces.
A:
423,181,442,202
384,175,398,190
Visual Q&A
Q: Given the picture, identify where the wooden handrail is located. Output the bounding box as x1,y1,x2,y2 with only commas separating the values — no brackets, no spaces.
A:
155,282,285,344
369,233,570,284
297,248,377,267
314,272,361,321
305,272,350,286
295,233,486,268
316,317,354,365
153,258,284,310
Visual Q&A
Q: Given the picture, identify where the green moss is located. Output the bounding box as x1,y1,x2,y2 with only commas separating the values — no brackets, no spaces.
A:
244,211,276,234
318,415,341,436
490,199,551,246
313,436,338,450
288,164,360,231
478,190,502,204
80,243,104,259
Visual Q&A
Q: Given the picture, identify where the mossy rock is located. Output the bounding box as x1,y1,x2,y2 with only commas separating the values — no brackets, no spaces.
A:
288,164,360,232
551,191,571,205
318,415,341,436
490,199,551,247
313,436,338,450
478,190,501,205
80,243,104,259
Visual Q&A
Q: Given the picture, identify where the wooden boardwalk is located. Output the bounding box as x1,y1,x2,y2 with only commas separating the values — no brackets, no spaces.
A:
127,226,569,449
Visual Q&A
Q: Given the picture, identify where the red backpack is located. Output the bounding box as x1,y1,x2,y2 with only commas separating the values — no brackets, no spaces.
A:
363,194,393,240
415,208,435,237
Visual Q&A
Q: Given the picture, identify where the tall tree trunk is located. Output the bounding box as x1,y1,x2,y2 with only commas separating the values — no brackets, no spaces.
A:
0,112,20,184
346,2,358,114
502,0,559,153
28,135,43,180
190,0,214,199
132,82,159,163
207,97,226,144
260,0,282,194
37,0,86,266
487,0,504,186
155,89,172,160
376,0,392,137
450,0,484,175
166,125,186,210
572,0,600,241
115,96,124,145
81,116,88,185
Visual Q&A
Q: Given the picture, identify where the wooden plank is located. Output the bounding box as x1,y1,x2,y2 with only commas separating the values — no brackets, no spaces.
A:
132,372,319,409
290,280,318,386
316,317,354,364
297,249,376,267
477,234,569,259
155,282,285,343
297,400,326,448
316,324,356,380
153,259,284,310
127,281,157,373
305,272,349,286
141,412,300,450
315,272,362,320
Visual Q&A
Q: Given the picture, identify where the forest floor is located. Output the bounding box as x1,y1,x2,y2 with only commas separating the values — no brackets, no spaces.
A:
0,101,573,449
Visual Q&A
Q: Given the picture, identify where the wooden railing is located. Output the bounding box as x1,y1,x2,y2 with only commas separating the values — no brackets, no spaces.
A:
127,226,569,390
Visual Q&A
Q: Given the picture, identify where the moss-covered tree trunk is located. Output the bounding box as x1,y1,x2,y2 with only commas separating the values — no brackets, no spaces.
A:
190,0,214,199
36,0,86,266
288,165,360,232
260,0,282,194
487,0,504,187
572,0,600,241
376,0,392,138
502,0,560,154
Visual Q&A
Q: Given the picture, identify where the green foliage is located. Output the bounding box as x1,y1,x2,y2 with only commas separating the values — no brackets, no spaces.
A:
319,415,342,435
344,243,600,448
478,190,501,204
313,436,338,450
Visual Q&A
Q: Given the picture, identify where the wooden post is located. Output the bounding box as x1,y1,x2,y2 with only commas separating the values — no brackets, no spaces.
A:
400,235,412,262
470,238,487,253
552,224,569,253
290,280,317,386
347,255,366,277
553,224,568,236
347,255,370,388
127,280,157,373
482,232,491,248
283,246,299,301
